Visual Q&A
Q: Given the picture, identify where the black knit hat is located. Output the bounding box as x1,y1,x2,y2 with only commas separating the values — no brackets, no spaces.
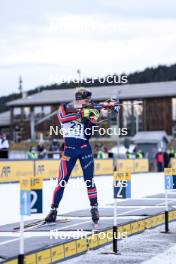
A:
75,88,92,100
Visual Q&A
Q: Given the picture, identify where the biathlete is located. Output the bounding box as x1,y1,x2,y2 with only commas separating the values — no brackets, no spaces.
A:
45,88,101,225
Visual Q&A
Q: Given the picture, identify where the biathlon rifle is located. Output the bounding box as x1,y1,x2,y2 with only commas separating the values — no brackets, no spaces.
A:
70,96,121,113
76,96,141,110
66,97,142,116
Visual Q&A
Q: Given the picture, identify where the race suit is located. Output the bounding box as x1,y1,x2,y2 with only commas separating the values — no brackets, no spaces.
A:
51,102,98,208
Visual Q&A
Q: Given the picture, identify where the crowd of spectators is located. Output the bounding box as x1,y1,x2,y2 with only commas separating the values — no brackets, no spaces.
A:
27,139,60,160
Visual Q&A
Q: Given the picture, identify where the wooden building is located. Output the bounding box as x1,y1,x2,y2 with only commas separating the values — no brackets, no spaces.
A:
5,81,176,140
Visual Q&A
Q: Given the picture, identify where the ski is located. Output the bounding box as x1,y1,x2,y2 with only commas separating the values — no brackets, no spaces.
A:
13,218,70,231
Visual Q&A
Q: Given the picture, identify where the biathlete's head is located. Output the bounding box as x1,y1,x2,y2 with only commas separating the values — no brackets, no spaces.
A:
75,87,92,105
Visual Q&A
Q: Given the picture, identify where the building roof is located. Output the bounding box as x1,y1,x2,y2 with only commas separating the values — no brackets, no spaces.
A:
7,80,176,107
0,111,11,127
133,131,169,144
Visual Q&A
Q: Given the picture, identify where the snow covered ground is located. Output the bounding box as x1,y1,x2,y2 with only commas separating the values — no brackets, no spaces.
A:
143,241,176,264
1,172,176,264
0,172,164,225
63,221,176,264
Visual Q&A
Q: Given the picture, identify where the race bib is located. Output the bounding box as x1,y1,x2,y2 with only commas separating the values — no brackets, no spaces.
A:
61,120,85,139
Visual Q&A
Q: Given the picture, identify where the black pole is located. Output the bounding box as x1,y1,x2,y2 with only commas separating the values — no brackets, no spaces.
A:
165,211,169,233
113,226,118,253
18,254,24,264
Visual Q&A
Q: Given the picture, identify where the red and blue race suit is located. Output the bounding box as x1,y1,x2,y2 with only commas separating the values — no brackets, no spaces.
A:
51,102,98,208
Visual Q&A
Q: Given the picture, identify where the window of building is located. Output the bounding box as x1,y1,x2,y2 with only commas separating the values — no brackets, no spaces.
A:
14,107,21,116
24,107,30,117
14,107,23,120
172,98,176,121
122,100,143,136
34,106,51,115
43,106,51,115
34,106,42,114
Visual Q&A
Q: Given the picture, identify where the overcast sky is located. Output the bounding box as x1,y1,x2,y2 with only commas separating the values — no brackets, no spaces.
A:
0,0,176,96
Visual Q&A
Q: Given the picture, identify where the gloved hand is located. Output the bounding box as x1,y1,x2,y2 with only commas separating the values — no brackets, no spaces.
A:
81,108,100,123
89,109,100,123
81,108,92,118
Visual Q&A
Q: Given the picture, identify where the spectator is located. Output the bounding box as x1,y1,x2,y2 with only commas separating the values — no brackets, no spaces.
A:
97,144,108,159
108,151,114,158
103,145,109,159
37,142,47,159
126,150,133,159
163,150,170,168
27,147,38,160
48,139,60,159
155,149,164,172
0,133,9,159
135,149,145,159
94,143,101,158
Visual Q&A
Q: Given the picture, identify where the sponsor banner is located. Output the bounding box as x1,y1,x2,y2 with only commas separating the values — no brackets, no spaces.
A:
76,238,88,253
51,245,65,263
113,171,131,181
64,241,77,258
116,159,149,173
0,161,33,183
94,159,113,175
171,158,176,169
36,249,51,264
24,254,36,264
71,159,113,177
71,160,83,177
117,159,134,172
133,159,149,173
0,159,149,183
35,160,60,179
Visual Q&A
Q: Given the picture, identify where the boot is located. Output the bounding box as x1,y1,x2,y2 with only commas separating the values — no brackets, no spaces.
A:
90,205,99,224
45,208,57,223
